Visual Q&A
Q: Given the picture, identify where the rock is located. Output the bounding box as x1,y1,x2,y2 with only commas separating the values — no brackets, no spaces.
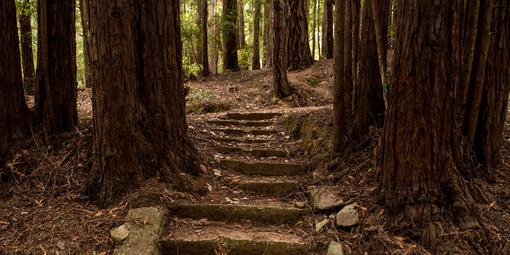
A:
113,207,168,255
308,186,344,210
335,203,359,227
111,224,130,245
315,218,329,233
326,241,344,255
294,201,306,209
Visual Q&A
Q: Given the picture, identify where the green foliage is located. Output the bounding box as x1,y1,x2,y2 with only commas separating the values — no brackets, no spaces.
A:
238,48,252,70
183,56,202,80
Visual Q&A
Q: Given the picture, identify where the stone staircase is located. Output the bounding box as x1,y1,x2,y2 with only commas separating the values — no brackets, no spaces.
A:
160,111,313,255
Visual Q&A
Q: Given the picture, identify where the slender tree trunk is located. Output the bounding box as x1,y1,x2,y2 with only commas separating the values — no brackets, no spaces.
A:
287,0,314,70
79,0,92,88
311,0,317,59
237,0,246,49
333,0,345,152
36,0,78,136
353,0,387,137
370,0,389,107
382,0,509,246
18,0,36,95
199,0,210,76
0,0,29,164
272,0,294,98
351,0,360,85
87,0,201,206
223,0,239,71
263,0,273,68
210,0,218,74
344,0,353,112
317,0,322,59
322,0,333,59
251,0,262,70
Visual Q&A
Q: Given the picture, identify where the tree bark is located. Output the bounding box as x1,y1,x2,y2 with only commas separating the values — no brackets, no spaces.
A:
322,0,334,59
311,0,317,59
351,0,360,84
251,0,262,70
0,0,29,164
353,0,387,137
272,0,294,98
287,0,313,70
87,0,201,206
199,0,210,76
237,0,246,49
79,0,92,88
223,0,240,71
263,0,273,68
344,0,353,112
382,0,509,244
18,0,36,95
210,0,218,74
370,0,389,107
36,0,78,136
333,0,345,153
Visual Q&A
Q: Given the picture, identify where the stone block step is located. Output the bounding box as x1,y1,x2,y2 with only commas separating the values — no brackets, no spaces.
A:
238,178,301,195
213,136,271,144
217,146,289,158
212,128,278,136
220,159,307,176
225,112,282,121
167,201,309,225
160,225,310,255
207,119,273,127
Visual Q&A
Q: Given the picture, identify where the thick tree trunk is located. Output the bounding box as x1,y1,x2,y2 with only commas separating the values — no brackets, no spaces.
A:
0,0,29,164
36,0,78,136
287,0,313,71
251,0,261,70
237,0,246,49
79,0,92,88
223,0,240,71
311,0,317,59
382,0,509,245
210,0,218,74
353,0,387,137
87,0,201,206
263,0,273,68
333,0,345,153
272,0,294,98
322,0,334,59
351,0,360,84
18,0,36,95
199,0,210,76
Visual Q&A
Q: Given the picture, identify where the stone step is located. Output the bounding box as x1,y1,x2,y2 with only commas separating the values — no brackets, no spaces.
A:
207,119,273,127
167,201,309,225
220,159,307,176
160,225,310,255
213,136,271,144
217,146,289,158
212,128,279,136
225,112,282,121
238,178,301,195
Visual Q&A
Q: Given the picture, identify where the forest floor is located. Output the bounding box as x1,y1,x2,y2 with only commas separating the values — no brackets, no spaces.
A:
1,60,510,254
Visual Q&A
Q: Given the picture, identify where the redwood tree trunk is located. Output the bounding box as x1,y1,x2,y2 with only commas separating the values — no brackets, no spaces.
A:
322,0,334,59
251,0,262,70
382,0,509,244
18,0,36,95
0,0,29,164
353,0,387,137
210,0,218,74
199,0,210,76
36,0,78,136
237,0,246,49
287,0,313,70
333,0,345,152
87,0,201,206
272,0,294,98
263,0,273,68
79,0,92,88
223,0,240,71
